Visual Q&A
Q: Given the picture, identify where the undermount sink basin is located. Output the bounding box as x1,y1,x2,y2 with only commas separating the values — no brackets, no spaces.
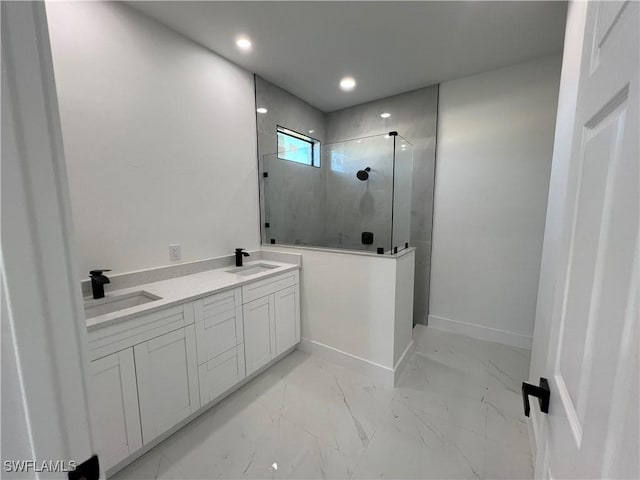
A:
84,291,162,319
226,263,279,276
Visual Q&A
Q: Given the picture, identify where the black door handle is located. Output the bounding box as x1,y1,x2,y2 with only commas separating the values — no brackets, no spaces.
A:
522,377,550,417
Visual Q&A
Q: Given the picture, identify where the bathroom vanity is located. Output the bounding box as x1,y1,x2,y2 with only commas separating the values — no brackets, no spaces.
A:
83,257,300,475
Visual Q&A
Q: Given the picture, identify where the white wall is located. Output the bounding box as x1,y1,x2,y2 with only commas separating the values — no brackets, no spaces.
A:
429,55,562,349
46,2,260,277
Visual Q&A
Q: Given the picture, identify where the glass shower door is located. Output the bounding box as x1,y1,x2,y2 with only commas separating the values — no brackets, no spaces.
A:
262,146,327,247
324,134,394,252
391,135,414,252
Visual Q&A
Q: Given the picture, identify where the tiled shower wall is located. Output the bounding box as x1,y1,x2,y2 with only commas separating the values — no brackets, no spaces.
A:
326,87,439,325
256,76,438,325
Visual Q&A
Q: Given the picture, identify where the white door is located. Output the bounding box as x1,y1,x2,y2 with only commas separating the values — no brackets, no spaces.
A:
134,326,200,444
535,1,639,478
89,349,142,471
274,285,300,355
243,296,275,376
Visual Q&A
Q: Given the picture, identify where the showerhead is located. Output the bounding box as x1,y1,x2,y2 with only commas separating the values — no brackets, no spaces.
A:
356,167,371,181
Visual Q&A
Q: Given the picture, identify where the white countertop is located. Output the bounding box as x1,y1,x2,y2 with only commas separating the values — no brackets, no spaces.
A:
85,260,300,331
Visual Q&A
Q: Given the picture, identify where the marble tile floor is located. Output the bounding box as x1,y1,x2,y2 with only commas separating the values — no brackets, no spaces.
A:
112,326,533,480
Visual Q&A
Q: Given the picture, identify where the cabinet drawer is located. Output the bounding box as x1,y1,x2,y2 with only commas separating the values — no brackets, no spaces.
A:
241,270,299,303
198,344,246,407
194,311,242,365
194,288,241,320
193,288,243,365
88,303,194,361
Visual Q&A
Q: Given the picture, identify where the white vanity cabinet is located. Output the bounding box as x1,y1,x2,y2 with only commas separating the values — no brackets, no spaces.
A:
88,348,142,472
243,271,300,376
86,265,300,476
134,325,200,444
87,302,195,467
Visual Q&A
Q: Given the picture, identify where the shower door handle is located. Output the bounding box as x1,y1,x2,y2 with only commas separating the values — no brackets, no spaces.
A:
522,377,550,417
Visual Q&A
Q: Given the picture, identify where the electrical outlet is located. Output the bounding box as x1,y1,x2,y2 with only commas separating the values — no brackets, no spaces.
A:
169,244,181,262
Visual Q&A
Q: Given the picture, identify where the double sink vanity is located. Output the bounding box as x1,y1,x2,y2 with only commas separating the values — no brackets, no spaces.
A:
83,253,301,475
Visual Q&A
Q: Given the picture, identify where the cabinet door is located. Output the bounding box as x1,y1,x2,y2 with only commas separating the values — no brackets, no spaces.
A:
89,349,142,471
274,285,300,356
243,296,275,376
134,326,199,444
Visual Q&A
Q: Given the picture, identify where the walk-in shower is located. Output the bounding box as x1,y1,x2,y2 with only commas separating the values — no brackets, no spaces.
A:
260,132,414,254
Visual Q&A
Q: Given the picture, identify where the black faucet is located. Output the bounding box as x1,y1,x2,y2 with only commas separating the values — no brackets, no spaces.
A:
90,269,111,299
235,248,250,267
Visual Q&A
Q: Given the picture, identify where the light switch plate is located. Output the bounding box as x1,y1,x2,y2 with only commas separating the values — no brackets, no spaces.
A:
169,244,181,262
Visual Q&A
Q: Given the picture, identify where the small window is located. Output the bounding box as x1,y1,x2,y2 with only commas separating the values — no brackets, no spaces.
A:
277,126,320,167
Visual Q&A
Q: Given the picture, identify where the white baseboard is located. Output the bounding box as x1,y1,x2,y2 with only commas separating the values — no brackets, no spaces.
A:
393,340,414,386
298,338,396,386
427,314,532,350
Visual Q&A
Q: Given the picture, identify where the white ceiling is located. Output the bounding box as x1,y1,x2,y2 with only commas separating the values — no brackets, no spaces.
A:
128,1,567,112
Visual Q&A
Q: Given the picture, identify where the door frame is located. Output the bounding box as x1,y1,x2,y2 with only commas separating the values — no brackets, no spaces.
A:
1,0,96,472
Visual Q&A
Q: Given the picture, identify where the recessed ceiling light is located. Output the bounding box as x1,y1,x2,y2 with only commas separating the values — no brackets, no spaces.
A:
340,77,356,91
309,129,315,134
256,107,268,114
380,112,391,119
236,37,252,51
